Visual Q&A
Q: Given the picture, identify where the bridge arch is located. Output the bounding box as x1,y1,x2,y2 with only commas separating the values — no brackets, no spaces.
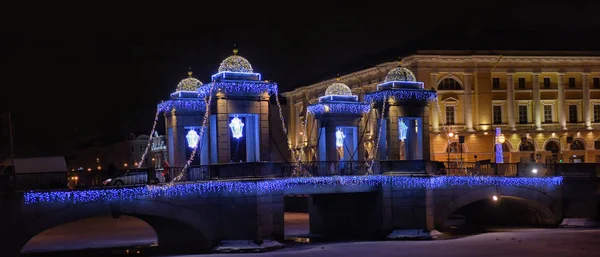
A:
16,199,216,255
434,186,561,229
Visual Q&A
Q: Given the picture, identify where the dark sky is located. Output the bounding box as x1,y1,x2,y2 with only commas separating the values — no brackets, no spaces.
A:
2,1,600,158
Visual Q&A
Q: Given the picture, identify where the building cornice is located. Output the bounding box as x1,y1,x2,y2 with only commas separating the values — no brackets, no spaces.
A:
282,52,600,98
282,61,397,97
401,55,600,66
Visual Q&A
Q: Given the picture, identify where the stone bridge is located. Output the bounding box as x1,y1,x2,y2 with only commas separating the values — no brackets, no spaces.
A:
0,175,576,256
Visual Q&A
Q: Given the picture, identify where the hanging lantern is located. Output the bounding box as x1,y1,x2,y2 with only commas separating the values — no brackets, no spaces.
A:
335,128,345,148
229,115,245,139
186,129,200,148
498,134,506,144
398,118,408,141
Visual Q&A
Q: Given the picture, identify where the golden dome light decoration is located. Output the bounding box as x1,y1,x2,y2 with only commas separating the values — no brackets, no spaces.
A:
324,75,353,96
384,60,417,83
175,69,203,92
218,45,254,73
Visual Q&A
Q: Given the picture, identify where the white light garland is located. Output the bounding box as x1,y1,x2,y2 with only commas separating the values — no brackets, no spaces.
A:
369,99,386,174
173,83,215,183
137,109,160,168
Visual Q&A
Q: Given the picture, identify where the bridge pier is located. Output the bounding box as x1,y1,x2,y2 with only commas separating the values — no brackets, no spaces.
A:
380,184,435,232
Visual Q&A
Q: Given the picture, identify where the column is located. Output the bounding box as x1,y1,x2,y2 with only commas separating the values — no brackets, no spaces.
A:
463,73,474,132
582,72,592,130
532,72,543,131
506,72,516,131
557,73,567,130
430,73,440,132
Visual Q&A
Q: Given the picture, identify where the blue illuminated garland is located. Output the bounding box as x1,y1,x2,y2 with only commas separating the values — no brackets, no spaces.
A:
23,176,562,204
365,89,437,103
198,81,278,97
307,103,371,116
157,99,206,113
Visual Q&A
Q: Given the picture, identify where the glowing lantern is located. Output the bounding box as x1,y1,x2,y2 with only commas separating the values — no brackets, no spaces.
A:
498,134,505,144
229,115,244,139
186,129,200,148
398,118,408,141
335,128,345,148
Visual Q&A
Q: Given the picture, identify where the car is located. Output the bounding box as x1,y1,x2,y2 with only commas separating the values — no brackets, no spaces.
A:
103,169,159,186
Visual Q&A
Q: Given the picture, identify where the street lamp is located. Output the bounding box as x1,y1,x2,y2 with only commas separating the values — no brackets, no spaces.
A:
495,127,505,163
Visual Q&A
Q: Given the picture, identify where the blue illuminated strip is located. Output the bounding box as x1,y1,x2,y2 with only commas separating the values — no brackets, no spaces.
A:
365,89,437,103
23,176,563,204
198,81,278,97
307,103,371,116
157,99,206,113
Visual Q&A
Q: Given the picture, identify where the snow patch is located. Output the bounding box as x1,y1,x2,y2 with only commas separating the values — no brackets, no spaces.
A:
387,229,434,240
212,240,284,253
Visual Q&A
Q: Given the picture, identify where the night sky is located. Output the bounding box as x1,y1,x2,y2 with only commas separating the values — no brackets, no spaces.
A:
2,2,600,158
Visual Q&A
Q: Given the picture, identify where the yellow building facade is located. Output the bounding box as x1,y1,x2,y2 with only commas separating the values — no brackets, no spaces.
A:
283,51,600,164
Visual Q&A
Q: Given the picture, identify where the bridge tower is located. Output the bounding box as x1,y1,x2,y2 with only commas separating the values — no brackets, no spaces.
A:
160,70,208,167
202,47,278,165
307,78,370,166
365,63,437,169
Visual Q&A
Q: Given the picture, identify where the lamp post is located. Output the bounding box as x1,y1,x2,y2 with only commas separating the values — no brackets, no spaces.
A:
495,127,505,163
447,130,454,164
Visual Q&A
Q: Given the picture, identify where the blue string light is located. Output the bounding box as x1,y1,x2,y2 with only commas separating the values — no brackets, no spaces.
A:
307,103,371,116
198,82,278,97
158,99,206,113
23,176,562,204
365,89,437,103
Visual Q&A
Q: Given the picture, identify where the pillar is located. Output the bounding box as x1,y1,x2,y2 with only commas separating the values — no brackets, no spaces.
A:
386,105,400,160
358,92,366,161
506,72,516,131
532,72,543,131
463,73,474,132
582,72,592,130
557,73,567,130
430,73,440,132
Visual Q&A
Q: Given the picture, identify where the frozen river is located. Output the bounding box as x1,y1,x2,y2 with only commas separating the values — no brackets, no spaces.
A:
22,213,600,257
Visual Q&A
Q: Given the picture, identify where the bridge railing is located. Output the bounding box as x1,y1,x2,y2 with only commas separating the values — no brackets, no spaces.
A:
282,161,379,177
434,162,557,177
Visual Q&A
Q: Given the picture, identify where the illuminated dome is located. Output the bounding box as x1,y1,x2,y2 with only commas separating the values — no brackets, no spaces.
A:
325,80,352,96
384,65,416,83
176,71,203,92
218,48,253,73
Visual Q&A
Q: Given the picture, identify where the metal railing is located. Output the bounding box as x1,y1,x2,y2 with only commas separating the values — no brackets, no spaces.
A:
435,162,557,177
283,161,379,177
0,161,572,191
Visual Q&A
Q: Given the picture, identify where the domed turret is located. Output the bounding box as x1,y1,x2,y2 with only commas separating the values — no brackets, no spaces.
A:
218,47,253,73
325,78,353,96
175,70,203,92
384,65,416,83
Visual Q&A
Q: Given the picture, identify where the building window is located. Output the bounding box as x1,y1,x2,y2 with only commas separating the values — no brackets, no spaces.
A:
544,105,552,123
518,78,525,89
518,105,528,124
543,78,550,89
493,105,502,124
445,106,455,125
569,105,578,123
492,78,500,89
438,78,462,90
594,78,600,89
519,140,535,151
568,77,575,88
594,105,600,123
570,140,586,150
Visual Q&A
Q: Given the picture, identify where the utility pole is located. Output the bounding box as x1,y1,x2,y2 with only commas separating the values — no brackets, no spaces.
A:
9,112,14,168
